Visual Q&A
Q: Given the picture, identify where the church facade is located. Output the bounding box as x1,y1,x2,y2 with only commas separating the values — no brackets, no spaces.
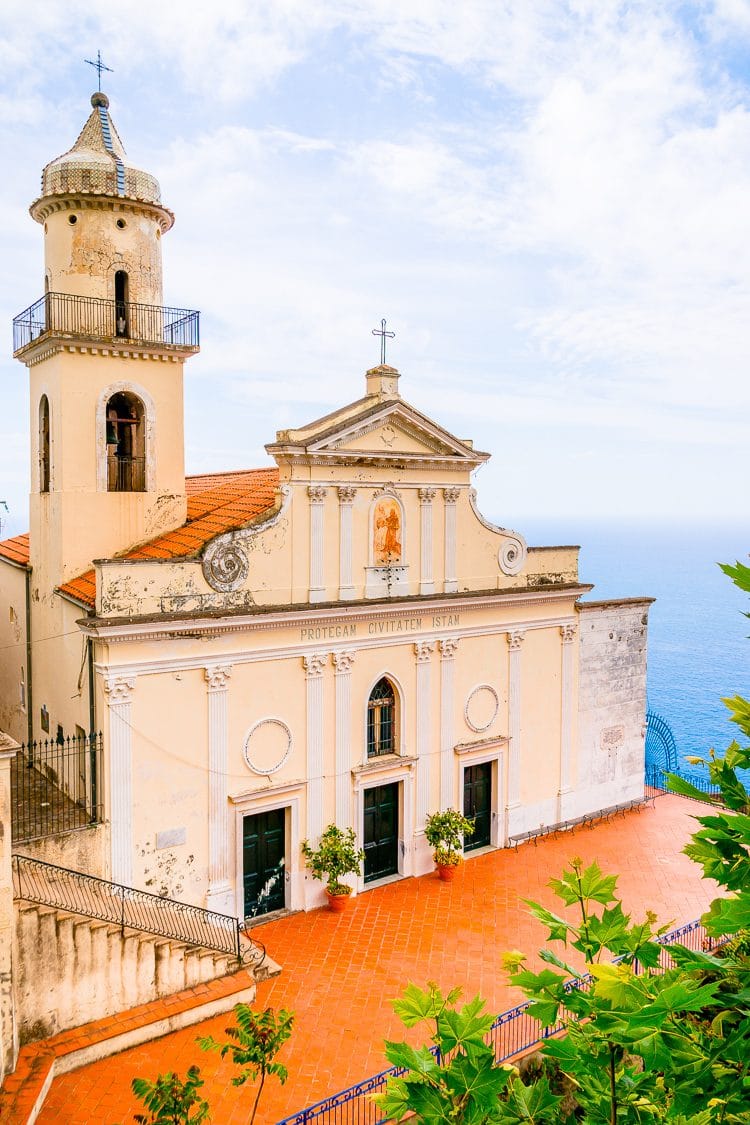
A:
0,92,651,918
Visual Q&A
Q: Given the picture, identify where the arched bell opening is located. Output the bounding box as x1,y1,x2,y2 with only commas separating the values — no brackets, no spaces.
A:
105,390,145,492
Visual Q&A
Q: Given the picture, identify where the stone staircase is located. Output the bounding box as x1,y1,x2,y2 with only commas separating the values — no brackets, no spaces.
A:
14,899,257,1044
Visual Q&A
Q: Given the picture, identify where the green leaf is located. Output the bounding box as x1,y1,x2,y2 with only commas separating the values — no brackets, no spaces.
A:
383,1041,439,1077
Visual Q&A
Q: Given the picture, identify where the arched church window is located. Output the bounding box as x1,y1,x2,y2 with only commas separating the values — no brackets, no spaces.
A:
39,395,50,493
367,677,398,757
105,391,145,492
115,270,129,337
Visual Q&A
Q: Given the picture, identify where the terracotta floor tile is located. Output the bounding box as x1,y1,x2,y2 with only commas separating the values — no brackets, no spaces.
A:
34,795,717,1124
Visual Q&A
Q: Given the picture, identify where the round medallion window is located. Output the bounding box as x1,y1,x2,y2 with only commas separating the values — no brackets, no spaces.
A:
243,719,293,775
465,685,499,733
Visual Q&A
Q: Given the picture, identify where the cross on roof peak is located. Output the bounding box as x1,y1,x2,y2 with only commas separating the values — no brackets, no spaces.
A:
371,318,395,366
84,50,113,92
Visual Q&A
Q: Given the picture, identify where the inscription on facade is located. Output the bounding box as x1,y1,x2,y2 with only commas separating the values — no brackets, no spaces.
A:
301,623,358,640
300,613,461,642
600,725,625,750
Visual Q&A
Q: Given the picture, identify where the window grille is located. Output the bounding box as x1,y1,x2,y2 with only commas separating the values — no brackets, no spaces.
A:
367,677,396,757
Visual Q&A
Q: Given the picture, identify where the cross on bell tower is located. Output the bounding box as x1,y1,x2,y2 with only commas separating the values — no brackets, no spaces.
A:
84,50,113,92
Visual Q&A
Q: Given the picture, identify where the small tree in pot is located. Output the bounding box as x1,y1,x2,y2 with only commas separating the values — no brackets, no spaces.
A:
425,809,474,880
302,825,365,911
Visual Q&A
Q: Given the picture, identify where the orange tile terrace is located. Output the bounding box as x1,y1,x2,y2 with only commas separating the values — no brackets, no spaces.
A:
29,794,716,1125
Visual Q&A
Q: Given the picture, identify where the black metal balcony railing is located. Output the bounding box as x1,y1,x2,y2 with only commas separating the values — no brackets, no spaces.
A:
11,733,103,843
13,292,200,353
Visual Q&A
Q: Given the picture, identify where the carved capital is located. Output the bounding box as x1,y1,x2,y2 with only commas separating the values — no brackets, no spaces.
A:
560,623,578,644
443,487,461,504
439,636,459,660
507,630,525,651
332,650,356,674
418,487,437,503
204,664,232,691
308,485,328,503
104,675,136,705
414,640,435,663
303,652,328,677
337,486,357,504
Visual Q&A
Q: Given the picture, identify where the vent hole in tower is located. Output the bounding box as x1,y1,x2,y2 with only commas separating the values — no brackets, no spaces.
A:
68,214,77,225
116,218,126,229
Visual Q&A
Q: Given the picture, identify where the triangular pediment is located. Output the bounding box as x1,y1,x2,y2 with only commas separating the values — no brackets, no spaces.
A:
311,405,473,460
265,369,490,469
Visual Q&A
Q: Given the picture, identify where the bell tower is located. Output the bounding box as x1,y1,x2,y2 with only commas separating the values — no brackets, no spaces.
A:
14,89,198,589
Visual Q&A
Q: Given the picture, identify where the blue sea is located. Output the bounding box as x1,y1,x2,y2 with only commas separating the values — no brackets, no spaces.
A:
515,520,750,767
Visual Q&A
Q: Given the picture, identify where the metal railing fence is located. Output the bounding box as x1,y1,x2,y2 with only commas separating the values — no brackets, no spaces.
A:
11,854,266,968
11,733,103,843
645,763,721,800
13,292,200,352
275,918,719,1125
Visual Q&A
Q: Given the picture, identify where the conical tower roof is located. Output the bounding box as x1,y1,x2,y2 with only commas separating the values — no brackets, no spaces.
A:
31,92,173,227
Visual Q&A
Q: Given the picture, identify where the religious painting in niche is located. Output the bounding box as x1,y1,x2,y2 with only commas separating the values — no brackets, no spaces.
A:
373,499,402,565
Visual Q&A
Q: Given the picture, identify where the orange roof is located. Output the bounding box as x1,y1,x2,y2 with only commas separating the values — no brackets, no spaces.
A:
45,468,278,609
0,533,30,568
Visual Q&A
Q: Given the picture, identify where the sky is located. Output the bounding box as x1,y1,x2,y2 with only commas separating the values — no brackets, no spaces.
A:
2,0,750,537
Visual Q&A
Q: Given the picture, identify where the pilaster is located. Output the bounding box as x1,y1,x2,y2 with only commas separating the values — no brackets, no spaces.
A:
439,637,459,808
414,641,434,829
333,651,355,825
303,652,328,843
337,486,357,600
506,630,524,835
418,488,436,595
204,664,233,914
443,488,460,593
559,623,577,818
104,675,136,886
308,486,327,603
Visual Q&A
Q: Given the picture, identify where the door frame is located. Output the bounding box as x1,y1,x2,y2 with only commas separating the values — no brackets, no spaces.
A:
231,786,303,917
354,760,415,890
455,741,506,851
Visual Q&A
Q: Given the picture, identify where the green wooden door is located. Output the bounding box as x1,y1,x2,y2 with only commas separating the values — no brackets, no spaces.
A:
363,783,399,882
242,807,285,918
463,762,492,851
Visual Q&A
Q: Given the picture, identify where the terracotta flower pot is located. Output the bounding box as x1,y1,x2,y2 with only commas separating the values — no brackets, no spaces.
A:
437,863,458,882
326,889,350,912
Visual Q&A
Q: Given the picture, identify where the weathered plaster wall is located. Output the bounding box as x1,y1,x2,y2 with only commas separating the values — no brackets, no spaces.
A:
44,204,164,306
574,599,651,816
0,564,28,744
14,826,106,879
0,736,19,1085
92,482,580,620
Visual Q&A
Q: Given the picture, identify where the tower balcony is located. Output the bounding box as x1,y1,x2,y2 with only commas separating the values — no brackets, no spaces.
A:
13,292,200,356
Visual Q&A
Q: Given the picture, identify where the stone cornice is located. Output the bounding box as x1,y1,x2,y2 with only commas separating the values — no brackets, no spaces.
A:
79,584,593,643
16,338,194,367
29,193,174,231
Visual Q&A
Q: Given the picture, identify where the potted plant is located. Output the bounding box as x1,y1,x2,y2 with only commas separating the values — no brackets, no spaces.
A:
424,809,475,881
301,825,365,912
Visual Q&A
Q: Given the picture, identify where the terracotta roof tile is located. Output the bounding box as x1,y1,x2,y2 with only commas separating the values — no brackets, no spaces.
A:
0,533,30,568
53,468,280,610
